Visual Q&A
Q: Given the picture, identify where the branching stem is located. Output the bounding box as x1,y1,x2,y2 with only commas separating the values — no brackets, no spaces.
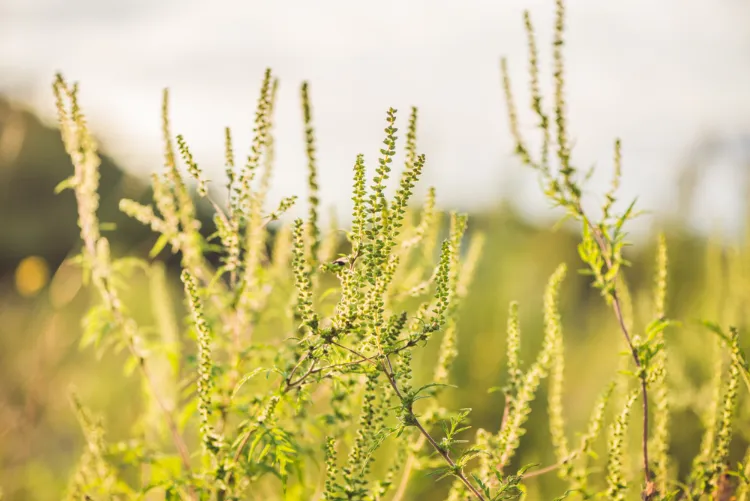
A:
583,213,651,489
378,356,486,500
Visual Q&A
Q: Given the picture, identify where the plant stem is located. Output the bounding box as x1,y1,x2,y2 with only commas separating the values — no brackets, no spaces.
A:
584,216,652,489
378,356,487,501
99,275,196,499
134,355,193,475
391,435,426,501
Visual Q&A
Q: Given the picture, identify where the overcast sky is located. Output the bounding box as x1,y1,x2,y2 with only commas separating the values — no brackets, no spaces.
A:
2,0,750,235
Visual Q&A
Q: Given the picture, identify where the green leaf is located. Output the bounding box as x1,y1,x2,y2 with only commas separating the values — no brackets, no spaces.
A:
231,368,267,400
699,320,731,344
412,382,453,400
54,176,76,194
149,234,171,258
257,443,272,461
80,305,115,350
553,490,578,501
644,318,672,344
123,354,140,376
614,198,637,232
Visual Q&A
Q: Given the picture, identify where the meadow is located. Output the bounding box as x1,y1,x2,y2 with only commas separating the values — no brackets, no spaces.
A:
1,1,750,500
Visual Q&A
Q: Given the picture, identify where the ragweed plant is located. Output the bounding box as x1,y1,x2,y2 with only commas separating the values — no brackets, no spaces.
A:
53,1,750,500
55,68,494,500
498,1,750,500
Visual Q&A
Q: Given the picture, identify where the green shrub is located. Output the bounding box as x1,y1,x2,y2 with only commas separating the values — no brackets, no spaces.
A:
53,1,750,500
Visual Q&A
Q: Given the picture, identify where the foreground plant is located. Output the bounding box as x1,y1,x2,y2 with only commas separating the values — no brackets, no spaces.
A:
54,1,749,500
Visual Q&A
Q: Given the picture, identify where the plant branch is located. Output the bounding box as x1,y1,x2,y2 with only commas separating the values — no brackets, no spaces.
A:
97,275,196,499
378,356,486,501
283,339,420,391
391,435,427,501
581,212,652,489
94,274,194,481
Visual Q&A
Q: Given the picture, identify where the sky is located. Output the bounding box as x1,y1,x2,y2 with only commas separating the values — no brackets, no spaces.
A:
2,0,750,236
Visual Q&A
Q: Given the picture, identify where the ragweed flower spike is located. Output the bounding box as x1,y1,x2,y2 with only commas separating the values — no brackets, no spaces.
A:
292,219,319,334
176,135,207,198
301,81,321,263
181,270,222,459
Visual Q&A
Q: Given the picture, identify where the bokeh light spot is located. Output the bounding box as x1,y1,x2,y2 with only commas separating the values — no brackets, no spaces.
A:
15,256,50,297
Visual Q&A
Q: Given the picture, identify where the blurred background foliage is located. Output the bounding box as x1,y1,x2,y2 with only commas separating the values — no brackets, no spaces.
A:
0,93,749,500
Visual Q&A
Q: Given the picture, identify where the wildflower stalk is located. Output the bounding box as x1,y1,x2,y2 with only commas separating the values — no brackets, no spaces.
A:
53,75,195,487
606,389,640,501
65,393,118,499
501,2,654,493
652,234,670,494
709,327,741,493
301,81,321,264
393,230,484,501
380,357,487,501
497,264,566,470
181,270,222,461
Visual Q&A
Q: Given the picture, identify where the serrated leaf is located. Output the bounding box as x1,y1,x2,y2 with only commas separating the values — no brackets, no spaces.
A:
257,443,272,462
